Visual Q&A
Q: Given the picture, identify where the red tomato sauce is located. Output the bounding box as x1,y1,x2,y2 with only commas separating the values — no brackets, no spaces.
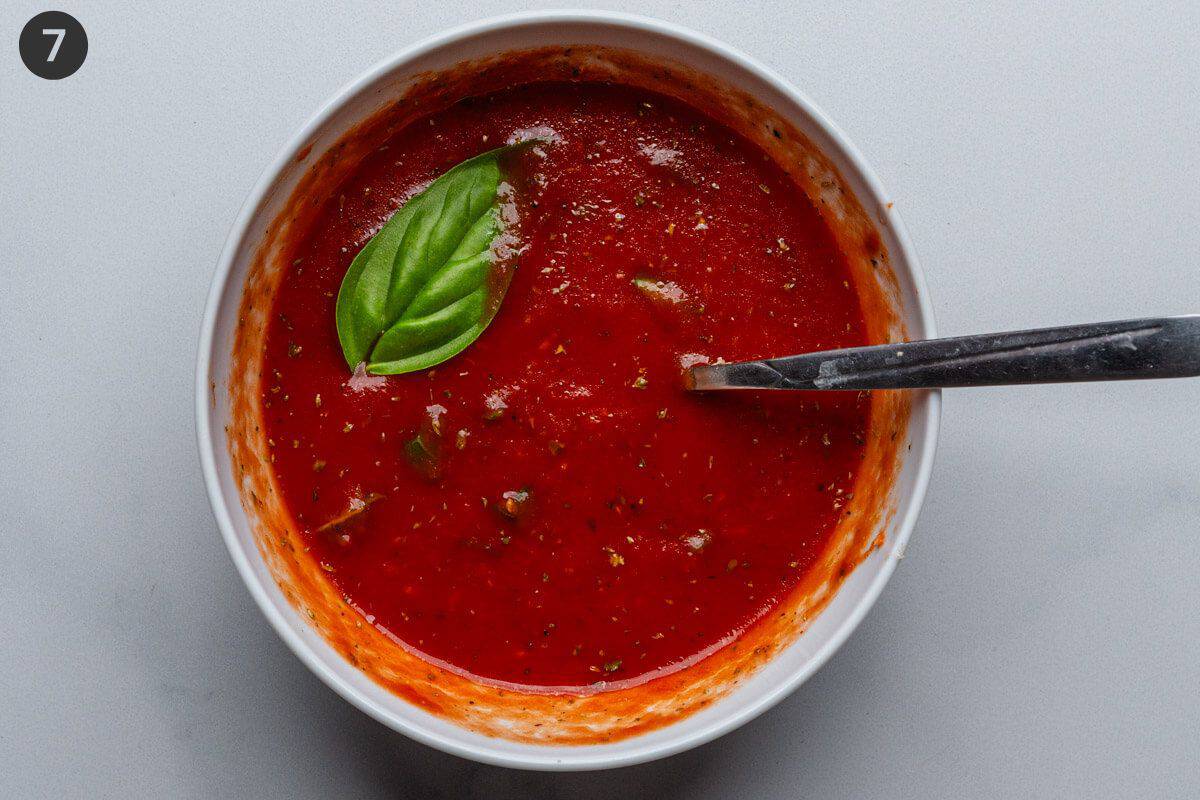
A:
261,81,870,690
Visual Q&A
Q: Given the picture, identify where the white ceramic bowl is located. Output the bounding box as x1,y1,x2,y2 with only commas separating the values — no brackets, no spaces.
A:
196,10,939,770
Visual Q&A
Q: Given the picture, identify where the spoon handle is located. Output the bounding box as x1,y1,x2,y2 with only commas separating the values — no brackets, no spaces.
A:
686,315,1200,391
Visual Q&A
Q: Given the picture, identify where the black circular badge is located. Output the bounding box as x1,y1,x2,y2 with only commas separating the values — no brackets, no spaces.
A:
20,11,87,80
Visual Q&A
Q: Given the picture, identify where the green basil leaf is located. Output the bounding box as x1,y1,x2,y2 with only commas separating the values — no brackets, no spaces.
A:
335,143,530,375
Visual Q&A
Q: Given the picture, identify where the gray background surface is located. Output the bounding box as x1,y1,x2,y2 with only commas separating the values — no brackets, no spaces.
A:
3,1,1199,797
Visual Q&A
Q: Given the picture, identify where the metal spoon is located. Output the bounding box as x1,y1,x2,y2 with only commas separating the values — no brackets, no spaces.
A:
685,316,1200,391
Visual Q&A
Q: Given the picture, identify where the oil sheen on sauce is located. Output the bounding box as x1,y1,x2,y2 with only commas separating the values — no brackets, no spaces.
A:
261,81,870,690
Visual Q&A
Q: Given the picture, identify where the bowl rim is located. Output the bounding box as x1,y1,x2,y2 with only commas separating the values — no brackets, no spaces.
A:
195,8,941,770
